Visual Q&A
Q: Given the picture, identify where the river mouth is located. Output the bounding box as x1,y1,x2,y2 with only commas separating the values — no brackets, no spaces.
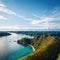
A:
0,33,33,60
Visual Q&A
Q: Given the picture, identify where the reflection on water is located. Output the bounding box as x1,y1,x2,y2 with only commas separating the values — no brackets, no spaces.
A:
0,37,9,60
0,37,6,50
10,33,18,37
0,33,33,60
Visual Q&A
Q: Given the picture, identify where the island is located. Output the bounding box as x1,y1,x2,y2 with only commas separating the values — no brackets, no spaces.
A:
17,34,60,60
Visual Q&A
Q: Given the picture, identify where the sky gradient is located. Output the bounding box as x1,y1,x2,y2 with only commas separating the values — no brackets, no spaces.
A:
0,0,60,31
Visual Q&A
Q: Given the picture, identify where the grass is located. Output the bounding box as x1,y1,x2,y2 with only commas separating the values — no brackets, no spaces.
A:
17,35,60,60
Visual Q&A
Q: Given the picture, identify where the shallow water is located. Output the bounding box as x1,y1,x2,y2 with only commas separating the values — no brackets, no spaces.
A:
0,33,33,60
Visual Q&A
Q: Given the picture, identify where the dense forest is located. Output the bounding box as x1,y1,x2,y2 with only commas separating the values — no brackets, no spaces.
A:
0,32,11,37
17,33,60,60
11,31,60,37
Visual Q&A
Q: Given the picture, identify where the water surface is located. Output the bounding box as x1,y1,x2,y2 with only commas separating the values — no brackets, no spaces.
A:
0,33,33,60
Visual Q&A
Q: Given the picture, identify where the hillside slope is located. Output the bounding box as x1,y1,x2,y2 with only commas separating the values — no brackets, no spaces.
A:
18,35,60,60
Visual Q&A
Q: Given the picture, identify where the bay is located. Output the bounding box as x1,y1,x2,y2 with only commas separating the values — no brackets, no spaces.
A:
0,33,33,60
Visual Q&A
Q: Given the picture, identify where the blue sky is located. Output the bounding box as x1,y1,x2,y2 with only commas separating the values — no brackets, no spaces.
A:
0,0,60,31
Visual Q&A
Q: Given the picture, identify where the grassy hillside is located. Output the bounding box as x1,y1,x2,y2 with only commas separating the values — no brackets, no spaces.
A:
17,35,60,60
57,54,60,60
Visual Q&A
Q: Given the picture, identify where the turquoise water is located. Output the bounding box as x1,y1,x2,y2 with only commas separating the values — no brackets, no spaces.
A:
0,33,33,60
8,45,32,60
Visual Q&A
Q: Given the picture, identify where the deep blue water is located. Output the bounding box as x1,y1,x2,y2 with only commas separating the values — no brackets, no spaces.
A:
0,33,33,60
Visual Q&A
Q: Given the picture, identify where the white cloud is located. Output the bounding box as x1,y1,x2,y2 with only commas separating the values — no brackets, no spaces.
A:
18,8,60,30
0,3,16,16
0,7,16,15
30,17,59,29
0,3,60,30
19,15,34,21
31,22,60,30
31,20,41,25
30,7,60,30
33,14,41,18
0,25,21,31
49,23,60,29
31,17,55,25
0,15,7,20
50,7,60,22
0,3,6,7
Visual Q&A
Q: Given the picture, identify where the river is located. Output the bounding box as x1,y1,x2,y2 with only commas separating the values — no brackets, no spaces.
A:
0,33,33,60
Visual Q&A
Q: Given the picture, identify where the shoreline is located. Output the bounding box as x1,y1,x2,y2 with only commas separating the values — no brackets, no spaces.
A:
29,45,35,52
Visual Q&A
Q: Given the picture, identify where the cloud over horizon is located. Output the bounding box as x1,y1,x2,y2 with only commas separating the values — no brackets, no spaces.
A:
30,7,60,30
0,25,21,31
0,0,60,31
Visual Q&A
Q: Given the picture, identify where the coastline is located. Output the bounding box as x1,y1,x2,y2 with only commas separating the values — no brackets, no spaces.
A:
29,45,35,52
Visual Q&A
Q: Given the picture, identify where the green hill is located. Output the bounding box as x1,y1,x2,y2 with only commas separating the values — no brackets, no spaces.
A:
17,35,60,60
57,54,60,60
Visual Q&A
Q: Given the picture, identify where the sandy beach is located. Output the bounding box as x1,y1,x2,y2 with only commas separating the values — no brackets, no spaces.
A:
29,45,35,52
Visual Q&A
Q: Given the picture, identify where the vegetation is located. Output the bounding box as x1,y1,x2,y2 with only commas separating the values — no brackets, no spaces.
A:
10,31,60,37
0,32,11,37
17,34,60,60
57,54,60,60
17,38,32,45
